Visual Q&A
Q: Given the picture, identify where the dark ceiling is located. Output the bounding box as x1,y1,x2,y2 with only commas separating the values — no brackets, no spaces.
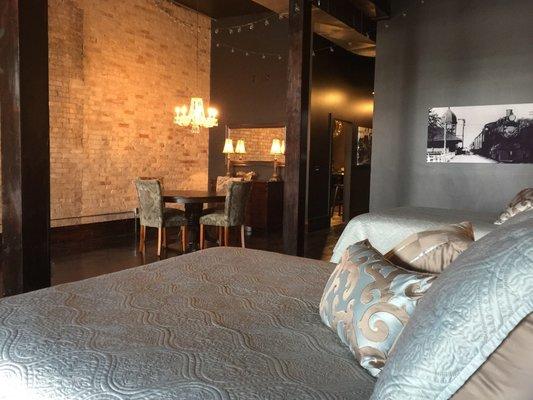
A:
170,0,269,19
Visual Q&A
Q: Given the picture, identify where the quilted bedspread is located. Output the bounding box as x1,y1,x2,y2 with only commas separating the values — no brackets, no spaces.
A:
0,248,375,399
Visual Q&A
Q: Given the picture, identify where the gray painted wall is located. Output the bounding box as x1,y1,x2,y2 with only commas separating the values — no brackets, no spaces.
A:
370,0,533,213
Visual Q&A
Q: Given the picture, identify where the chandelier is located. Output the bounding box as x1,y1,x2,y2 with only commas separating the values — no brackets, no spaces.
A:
174,99,218,133
173,1,219,133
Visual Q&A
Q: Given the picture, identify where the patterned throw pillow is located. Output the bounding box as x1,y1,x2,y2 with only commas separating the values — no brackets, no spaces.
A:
319,241,436,377
494,188,533,225
384,222,475,273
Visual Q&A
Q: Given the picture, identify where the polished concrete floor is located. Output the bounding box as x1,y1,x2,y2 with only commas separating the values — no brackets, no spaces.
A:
51,224,345,285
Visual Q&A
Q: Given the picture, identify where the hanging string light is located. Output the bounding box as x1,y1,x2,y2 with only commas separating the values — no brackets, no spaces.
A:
215,42,284,61
213,12,286,36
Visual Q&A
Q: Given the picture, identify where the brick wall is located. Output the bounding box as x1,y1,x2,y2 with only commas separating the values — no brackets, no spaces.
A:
47,0,211,226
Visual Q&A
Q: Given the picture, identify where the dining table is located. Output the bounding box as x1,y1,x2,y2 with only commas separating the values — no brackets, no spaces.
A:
163,190,226,252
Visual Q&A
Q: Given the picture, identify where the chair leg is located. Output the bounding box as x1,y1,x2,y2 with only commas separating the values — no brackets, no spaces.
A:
157,227,163,257
138,225,146,253
180,226,187,253
224,227,229,247
162,228,167,248
241,225,246,248
200,224,205,250
218,227,223,247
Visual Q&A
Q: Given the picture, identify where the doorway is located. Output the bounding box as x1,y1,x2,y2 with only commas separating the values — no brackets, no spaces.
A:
329,117,355,226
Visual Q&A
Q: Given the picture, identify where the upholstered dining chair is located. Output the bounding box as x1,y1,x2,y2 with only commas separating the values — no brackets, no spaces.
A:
199,181,252,249
134,179,188,256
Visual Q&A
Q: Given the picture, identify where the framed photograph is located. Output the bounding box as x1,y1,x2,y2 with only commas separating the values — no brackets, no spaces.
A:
357,127,372,166
427,103,533,163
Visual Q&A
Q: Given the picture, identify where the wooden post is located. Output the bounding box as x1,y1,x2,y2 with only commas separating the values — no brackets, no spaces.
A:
283,0,313,256
0,0,51,296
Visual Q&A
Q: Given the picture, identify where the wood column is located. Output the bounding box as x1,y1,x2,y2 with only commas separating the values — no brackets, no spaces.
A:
0,0,51,296
283,0,313,256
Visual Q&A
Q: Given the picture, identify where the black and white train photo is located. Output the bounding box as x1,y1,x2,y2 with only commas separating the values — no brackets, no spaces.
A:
426,103,533,163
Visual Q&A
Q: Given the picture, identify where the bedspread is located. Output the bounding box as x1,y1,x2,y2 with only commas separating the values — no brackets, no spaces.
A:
0,248,375,400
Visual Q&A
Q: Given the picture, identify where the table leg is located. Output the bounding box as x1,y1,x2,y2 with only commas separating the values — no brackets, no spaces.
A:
184,203,204,252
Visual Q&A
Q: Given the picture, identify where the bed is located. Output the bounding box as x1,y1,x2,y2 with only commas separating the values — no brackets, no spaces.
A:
331,206,499,263
0,248,375,399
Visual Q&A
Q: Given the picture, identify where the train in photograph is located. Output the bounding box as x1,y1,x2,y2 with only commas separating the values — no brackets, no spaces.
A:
470,109,533,163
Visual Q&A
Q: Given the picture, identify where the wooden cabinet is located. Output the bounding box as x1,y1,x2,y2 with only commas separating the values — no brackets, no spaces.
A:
246,181,283,233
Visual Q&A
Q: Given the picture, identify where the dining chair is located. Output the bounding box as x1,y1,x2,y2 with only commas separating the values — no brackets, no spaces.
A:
134,179,188,256
199,181,252,249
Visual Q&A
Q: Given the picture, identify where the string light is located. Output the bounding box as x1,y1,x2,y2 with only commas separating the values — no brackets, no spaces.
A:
214,13,282,35
215,42,284,61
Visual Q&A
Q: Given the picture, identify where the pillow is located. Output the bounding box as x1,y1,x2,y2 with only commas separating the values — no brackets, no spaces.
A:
452,314,533,400
384,222,475,273
494,188,533,225
319,240,436,377
236,171,257,181
370,214,533,400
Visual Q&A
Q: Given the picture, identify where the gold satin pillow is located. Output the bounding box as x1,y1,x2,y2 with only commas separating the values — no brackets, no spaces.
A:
452,314,533,400
494,188,533,225
385,222,474,273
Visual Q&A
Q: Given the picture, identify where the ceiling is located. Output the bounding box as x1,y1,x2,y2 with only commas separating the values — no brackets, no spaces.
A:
170,0,269,19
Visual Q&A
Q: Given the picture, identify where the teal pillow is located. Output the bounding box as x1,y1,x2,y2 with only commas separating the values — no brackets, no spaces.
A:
319,241,436,377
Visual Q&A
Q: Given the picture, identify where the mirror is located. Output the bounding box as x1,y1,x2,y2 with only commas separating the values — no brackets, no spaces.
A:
227,125,286,164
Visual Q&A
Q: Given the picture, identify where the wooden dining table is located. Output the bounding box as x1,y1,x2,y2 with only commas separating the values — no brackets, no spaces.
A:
163,190,226,252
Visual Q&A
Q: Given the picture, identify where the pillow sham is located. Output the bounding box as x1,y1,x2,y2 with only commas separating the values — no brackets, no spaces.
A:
370,212,533,400
494,188,533,225
452,313,533,400
384,221,474,273
319,240,436,377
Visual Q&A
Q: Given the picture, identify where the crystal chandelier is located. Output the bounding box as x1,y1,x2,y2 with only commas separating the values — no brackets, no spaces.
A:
174,98,218,133
174,1,219,133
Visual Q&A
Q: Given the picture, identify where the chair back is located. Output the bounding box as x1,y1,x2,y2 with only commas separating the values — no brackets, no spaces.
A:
216,176,243,193
224,181,252,226
135,179,164,227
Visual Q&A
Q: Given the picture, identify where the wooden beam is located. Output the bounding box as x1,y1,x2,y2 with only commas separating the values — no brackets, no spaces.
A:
349,0,391,20
313,0,378,41
0,0,51,296
283,0,312,256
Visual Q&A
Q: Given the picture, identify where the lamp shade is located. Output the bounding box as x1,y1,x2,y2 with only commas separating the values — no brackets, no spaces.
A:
270,139,282,155
280,140,286,155
235,139,246,154
222,138,234,154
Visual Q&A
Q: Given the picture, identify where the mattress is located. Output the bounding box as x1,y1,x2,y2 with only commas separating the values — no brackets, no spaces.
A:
331,206,499,263
0,248,375,399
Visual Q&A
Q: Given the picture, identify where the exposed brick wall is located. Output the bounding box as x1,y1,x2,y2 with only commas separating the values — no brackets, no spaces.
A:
47,0,211,226
228,127,285,164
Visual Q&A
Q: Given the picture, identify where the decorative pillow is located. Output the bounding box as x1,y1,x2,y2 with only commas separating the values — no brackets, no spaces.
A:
236,171,257,181
319,241,436,377
384,222,475,273
494,188,533,225
370,213,533,400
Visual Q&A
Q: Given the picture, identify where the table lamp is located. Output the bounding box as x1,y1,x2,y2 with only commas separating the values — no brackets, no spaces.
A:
235,139,246,161
270,138,283,182
222,138,234,176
